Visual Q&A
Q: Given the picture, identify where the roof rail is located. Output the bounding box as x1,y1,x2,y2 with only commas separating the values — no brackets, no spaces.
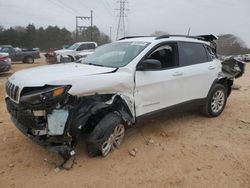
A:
118,36,151,40
155,35,203,40
155,34,217,42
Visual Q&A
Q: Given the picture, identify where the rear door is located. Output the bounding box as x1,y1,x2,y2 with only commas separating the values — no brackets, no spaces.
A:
177,42,219,101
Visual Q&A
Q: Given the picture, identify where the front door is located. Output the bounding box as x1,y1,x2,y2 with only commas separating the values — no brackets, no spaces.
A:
135,43,185,116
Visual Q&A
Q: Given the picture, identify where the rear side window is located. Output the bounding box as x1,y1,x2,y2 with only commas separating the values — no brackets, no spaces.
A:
78,43,96,51
178,42,208,66
205,45,217,60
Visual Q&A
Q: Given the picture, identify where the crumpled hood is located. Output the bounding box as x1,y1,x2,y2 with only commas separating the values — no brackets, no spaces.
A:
9,63,116,89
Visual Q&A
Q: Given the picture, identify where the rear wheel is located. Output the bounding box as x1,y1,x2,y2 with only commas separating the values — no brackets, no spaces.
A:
202,84,227,117
24,56,34,64
87,113,125,157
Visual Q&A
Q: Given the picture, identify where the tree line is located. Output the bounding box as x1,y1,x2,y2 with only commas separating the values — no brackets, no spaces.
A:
216,34,250,55
0,25,249,55
0,24,111,50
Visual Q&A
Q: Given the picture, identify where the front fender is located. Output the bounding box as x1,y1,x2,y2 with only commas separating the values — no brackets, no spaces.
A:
66,94,135,141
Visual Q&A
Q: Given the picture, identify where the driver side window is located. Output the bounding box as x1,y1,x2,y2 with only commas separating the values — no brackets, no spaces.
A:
146,43,178,69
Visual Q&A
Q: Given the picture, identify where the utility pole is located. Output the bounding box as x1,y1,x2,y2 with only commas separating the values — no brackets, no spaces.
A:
90,10,93,41
116,0,129,40
110,26,112,42
75,10,93,42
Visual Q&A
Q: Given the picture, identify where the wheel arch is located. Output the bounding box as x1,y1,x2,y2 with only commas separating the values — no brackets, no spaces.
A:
208,76,233,98
67,93,134,142
23,55,34,63
67,55,75,62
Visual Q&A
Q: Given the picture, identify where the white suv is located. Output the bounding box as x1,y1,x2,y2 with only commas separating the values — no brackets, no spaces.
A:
5,35,244,162
54,42,98,62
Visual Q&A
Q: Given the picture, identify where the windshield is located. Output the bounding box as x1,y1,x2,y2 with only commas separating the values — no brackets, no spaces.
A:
80,42,150,68
68,43,80,50
0,47,10,53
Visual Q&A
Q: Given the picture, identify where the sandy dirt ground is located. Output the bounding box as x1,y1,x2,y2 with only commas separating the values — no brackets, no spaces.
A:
0,58,249,188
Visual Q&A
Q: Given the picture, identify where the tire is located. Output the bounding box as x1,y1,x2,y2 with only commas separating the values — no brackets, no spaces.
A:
69,56,74,62
202,84,227,117
86,113,125,157
24,56,34,64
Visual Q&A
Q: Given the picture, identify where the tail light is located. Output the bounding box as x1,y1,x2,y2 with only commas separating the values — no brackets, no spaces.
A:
0,56,8,62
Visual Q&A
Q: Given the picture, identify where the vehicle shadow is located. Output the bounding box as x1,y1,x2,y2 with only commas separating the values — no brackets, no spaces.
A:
0,72,13,78
76,106,201,158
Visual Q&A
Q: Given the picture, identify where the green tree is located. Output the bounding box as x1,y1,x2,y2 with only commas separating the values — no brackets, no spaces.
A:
77,26,111,45
217,34,250,55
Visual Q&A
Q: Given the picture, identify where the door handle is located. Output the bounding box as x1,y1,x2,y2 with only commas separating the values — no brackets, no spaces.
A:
208,66,216,70
173,72,183,76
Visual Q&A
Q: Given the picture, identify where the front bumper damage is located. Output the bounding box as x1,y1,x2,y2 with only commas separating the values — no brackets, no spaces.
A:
6,97,75,161
6,92,134,162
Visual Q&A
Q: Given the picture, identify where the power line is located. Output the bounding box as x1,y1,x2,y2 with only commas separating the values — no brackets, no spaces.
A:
46,0,75,15
99,0,115,17
116,0,129,40
104,0,115,10
56,0,82,15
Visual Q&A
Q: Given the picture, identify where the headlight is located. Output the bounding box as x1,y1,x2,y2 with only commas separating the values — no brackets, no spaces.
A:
20,85,71,105
51,87,66,97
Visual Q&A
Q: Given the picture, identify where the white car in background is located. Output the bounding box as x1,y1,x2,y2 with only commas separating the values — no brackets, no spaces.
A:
54,42,98,62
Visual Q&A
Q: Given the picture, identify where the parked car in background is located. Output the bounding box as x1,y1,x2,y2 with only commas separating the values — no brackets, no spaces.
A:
54,42,98,62
62,44,71,49
244,54,250,62
0,52,11,73
0,45,40,63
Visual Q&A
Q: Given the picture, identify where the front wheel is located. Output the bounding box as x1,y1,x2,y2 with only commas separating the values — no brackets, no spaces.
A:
202,84,227,117
87,113,125,157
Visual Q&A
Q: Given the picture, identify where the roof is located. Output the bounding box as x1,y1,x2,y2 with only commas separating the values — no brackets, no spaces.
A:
117,35,215,45
0,45,12,47
75,42,97,45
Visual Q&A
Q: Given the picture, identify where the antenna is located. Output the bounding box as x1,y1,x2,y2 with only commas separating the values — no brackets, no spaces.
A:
187,27,191,36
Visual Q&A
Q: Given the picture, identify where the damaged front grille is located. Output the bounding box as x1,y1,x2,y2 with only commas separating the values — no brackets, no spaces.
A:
5,80,20,101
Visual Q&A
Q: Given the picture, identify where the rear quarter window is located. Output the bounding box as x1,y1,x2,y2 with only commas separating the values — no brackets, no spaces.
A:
178,42,208,66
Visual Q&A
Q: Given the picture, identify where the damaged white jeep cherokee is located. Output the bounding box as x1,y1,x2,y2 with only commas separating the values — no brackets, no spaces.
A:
5,35,245,162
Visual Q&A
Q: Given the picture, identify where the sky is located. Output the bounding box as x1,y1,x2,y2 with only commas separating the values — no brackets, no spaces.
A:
0,0,250,46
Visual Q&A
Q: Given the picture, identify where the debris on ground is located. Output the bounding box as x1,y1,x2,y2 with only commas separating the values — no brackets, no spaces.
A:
8,163,14,168
2,136,7,142
146,138,155,145
62,156,76,170
0,170,5,175
232,84,242,90
238,119,250,124
54,167,61,173
129,148,138,157
160,132,168,137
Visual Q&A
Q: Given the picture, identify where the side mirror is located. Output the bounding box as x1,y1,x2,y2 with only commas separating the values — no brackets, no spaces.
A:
137,59,162,71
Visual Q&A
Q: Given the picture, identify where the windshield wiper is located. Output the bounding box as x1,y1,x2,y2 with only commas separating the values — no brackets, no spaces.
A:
85,63,105,67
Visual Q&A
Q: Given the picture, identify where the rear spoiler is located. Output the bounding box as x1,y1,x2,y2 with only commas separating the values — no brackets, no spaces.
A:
197,35,218,42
